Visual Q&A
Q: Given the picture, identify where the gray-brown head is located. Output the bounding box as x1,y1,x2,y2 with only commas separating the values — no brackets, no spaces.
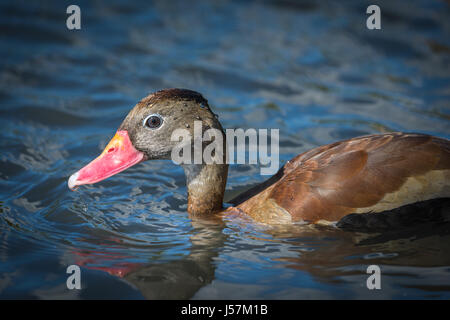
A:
120,88,224,159
68,88,228,216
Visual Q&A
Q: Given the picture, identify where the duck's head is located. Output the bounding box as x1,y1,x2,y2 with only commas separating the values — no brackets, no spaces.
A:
68,88,225,191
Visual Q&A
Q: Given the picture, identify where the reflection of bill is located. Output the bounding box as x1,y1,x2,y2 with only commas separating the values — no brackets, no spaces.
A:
72,249,142,278
69,217,227,299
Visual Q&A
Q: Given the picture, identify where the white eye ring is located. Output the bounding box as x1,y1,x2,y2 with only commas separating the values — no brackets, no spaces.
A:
143,113,164,130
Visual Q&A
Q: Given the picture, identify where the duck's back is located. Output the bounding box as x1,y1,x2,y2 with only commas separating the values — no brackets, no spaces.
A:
232,132,450,224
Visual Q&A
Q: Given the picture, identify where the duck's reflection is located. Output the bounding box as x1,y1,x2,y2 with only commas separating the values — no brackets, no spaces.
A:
72,215,227,299
123,216,227,299
71,213,450,299
263,219,450,283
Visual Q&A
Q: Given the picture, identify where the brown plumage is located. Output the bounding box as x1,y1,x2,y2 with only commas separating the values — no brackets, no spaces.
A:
232,133,450,224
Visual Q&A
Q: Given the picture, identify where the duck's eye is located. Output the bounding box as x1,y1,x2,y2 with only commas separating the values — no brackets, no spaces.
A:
143,114,163,129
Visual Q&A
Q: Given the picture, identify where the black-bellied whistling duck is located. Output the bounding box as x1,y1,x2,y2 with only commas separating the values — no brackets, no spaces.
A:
68,89,450,225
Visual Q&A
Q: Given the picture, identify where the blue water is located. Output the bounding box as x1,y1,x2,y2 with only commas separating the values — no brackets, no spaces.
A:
1,0,450,299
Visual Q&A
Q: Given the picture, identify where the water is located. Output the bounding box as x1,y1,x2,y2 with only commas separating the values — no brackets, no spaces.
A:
0,0,449,299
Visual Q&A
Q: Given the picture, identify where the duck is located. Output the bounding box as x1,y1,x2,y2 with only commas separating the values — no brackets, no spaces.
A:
68,88,450,225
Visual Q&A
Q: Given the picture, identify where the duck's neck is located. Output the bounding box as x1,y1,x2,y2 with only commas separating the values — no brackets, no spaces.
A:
182,163,228,216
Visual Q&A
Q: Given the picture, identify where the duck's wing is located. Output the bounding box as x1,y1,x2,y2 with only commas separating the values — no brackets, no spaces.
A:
238,133,450,223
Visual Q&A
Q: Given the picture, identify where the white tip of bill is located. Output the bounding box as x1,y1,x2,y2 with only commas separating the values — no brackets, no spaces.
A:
68,172,79,190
